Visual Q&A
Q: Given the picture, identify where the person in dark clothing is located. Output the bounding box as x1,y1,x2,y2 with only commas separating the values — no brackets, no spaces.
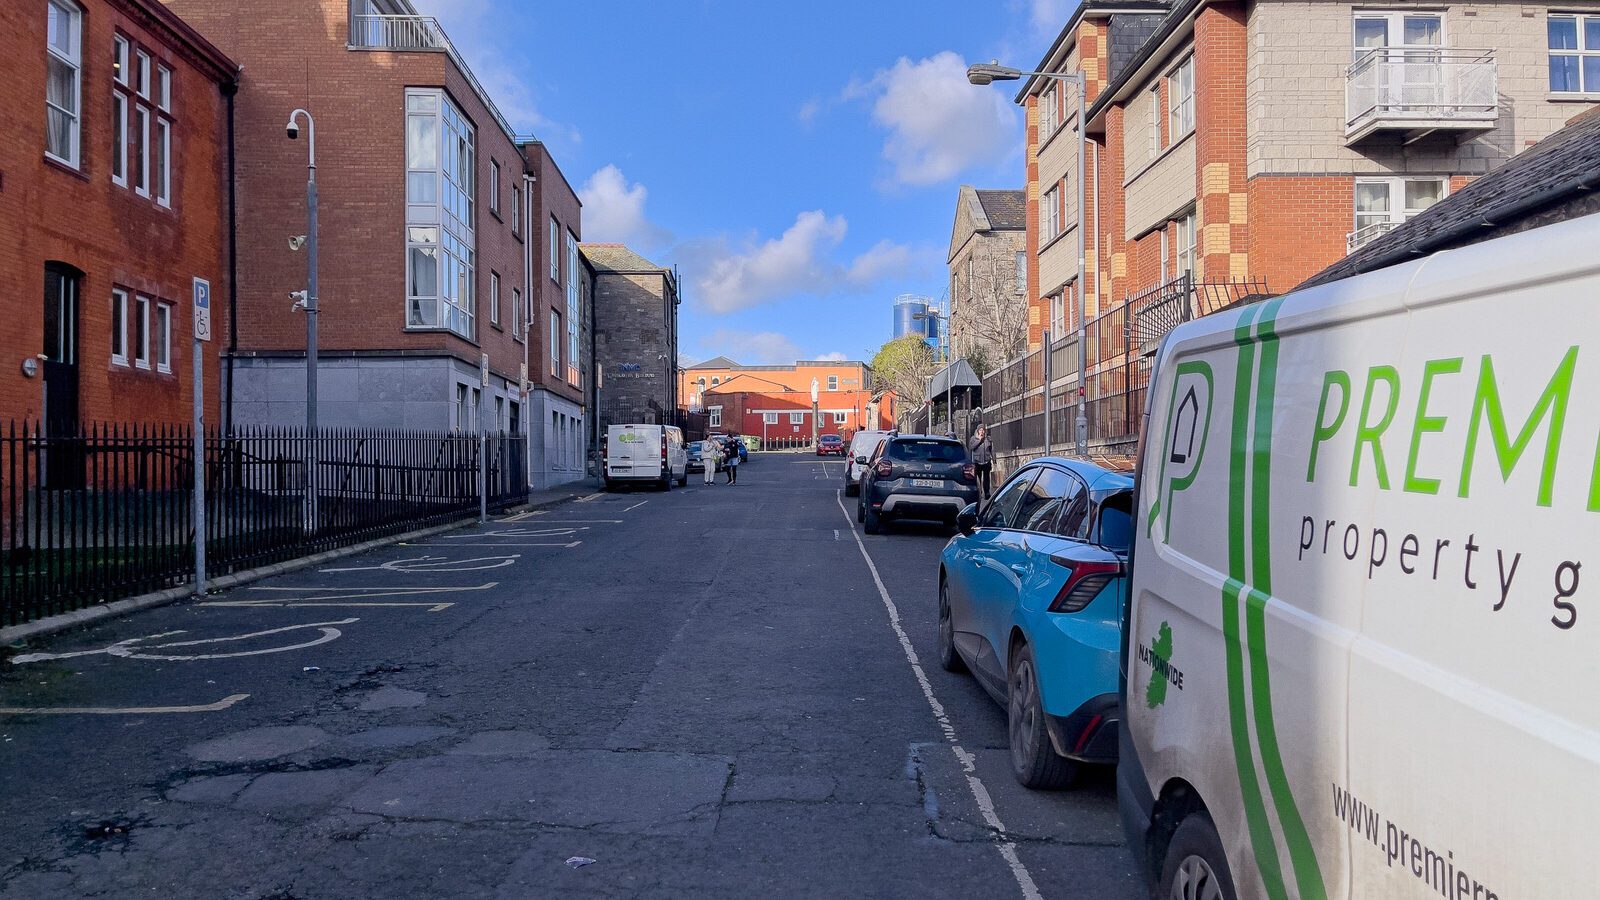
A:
724,436,743,484
969,425,994,503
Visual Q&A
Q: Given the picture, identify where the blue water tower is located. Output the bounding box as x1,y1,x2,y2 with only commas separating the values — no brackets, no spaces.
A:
892,294,937,348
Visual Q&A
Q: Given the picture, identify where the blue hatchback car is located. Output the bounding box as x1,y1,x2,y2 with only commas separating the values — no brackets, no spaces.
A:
939,457,1135,789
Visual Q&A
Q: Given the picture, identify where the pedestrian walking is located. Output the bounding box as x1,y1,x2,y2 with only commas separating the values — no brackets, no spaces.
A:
724,435,744,484
702,438,720,485
969,424,993,504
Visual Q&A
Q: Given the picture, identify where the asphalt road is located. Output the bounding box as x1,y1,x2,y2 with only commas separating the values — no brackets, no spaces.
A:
0,455,1142,899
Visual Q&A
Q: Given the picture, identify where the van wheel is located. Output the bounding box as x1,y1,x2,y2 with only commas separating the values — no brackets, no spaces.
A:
1007,641,1077,789
678,472,688,487
856,497,865,523
863,503,882,535
844,480,858,497
1159,813,1236,900
938,580,966,674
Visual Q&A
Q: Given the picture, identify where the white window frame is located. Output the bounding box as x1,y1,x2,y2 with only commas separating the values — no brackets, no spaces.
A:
549,218,560,281
154,65,172,206
1039,83,1058,140
111,36,129,186
762,412,778,425
789,412,805,425
404,88,476,339
1168,55,1195,140
155,302,172,373
1042,184,1061,242
1353,176,1448,240
512,185,521,235
549,310,561,377
489,159,500,215
110,288,129,365
1548,14,1600,93
511,287,523,341
566,232,581,386
1176,210,1198,278
489,271,500,326
710,406,724,428
832,412,848,425
1160,226,1172,283
1015,250,1026,294
1148,83,1161,156
827,375,839,391
45,0,83,168
134,294,151,369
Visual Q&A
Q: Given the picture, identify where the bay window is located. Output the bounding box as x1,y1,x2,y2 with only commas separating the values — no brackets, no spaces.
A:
566,233,580,385
405,88,477,339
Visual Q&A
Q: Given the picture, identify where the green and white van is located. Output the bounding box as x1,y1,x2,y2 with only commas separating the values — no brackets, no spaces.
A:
1121,213,1600,899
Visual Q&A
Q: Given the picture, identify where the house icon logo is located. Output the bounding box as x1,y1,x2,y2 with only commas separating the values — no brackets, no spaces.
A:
1170,385,1200,464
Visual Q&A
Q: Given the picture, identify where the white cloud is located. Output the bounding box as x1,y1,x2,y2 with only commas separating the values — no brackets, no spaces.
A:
700,330,805,366
814,351,849,362
1028,0,1073,38
578,165,670,248
797,98,822,125
857,51,1020,187
418,0,579,144
682,213,930,314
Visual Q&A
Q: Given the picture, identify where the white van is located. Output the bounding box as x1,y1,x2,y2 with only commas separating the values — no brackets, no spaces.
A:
1123,214,1600,899
843,430,891,496
603,424,688,490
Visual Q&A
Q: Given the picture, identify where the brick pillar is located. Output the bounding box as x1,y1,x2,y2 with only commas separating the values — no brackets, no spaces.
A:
1024,96,1046,350
1101,103,1130,309
1193,2,1251,281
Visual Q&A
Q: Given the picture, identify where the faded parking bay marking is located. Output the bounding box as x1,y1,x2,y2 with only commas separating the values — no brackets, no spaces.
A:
203,584,499,611
0,693,251,716
321,554,521,574
10,620,357,664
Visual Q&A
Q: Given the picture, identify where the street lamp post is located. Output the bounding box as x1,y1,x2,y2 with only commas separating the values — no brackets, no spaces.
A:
286,108,320,531
810,377,819,450
968,62,1089,457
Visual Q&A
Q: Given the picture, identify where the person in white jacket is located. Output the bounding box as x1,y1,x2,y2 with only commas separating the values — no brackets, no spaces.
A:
701,439,720,485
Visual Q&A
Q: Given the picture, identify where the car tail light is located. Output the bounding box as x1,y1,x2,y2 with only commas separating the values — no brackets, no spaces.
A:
1046,559,1124,613
962,463,975,482
874,459,893,479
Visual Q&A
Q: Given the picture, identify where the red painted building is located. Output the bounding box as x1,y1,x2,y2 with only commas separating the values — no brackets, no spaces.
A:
703,383,894,444
2,0,237,427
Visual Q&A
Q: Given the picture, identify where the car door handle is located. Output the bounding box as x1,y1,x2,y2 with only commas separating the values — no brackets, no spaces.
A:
1009,564,1028,575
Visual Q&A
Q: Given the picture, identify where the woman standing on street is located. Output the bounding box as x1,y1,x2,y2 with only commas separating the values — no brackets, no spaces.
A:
724,435,743,485
969,424,993,504
702,438,720,486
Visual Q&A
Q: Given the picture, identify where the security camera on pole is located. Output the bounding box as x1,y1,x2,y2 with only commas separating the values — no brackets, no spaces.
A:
286,108,319,532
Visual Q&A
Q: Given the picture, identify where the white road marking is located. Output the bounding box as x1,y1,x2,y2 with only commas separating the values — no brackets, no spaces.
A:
11,620,358,664
405,541,580,549
623,500,649,512
0,693,251,716
833,529,840,541
499,511,536,523
574,493,605,503
206,584,494,610
321,554,520,574
833,490,1042,900
435,527,584,538
526,519,622,524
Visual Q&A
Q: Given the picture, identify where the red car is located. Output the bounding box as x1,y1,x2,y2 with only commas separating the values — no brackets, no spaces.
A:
816,434,846,456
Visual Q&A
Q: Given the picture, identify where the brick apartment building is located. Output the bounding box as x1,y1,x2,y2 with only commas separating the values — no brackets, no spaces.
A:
3,0,237,428
162,0,536,435
946,186,1028,374
521,139,588,488
680,359,889,441
584,244,679,429
1021,0,1600,342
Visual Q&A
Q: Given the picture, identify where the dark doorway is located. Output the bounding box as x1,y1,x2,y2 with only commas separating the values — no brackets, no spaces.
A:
43,263,84,489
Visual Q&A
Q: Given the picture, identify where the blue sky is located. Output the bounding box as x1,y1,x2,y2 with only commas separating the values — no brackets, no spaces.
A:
422,0,1074,365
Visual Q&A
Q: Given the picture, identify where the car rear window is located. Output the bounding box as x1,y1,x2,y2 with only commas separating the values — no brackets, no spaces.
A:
886,439,965,462
1097,491,1133,552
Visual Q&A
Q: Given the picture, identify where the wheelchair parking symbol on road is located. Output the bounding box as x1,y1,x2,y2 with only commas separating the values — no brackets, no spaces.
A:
321,554,521,574
10,619,358,664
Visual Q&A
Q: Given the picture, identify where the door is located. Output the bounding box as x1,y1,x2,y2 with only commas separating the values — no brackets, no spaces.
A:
1353,12,1443,114
953,467,1038,692
42,264,83,489
999,467,1090,645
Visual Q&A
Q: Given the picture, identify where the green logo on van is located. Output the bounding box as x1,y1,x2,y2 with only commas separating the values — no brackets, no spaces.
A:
1138,621,1182,708
1147,361,1215,542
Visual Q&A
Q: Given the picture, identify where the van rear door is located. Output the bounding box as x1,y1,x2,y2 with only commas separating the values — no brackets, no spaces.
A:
609,425,663,479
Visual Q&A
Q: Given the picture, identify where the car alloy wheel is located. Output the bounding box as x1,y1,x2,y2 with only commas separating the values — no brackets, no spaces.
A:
1006,643,1076,789
1169,857,1226,900
938,580,966,673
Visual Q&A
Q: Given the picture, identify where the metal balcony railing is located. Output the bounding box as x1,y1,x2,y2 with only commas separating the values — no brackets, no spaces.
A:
1345,48,1497,142
1346,220,1402,253
349,13,517,142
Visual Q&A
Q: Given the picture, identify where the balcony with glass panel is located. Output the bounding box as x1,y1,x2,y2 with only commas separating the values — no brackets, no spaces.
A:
1345,48,1498,144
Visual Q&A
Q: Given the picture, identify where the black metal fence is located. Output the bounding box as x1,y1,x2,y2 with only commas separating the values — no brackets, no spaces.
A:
2,423,528,627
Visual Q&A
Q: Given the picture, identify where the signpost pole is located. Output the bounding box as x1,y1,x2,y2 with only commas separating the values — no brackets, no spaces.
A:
191,278,212,597
479,353,489,524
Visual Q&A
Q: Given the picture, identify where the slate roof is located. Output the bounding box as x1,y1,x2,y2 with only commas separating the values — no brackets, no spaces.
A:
580,244,668,274
692,356,743,370
974,190,1027,230
1300,107,1600,289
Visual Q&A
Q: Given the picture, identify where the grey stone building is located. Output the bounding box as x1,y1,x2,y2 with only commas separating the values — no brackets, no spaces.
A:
947,186,1028,376
582,244,680,428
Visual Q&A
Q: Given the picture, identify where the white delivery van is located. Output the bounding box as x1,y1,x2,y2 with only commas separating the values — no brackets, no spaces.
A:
1122,213,1600,899
603,424,688,490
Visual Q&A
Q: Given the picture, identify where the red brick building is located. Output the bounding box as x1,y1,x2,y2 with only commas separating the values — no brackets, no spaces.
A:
162,0,537,433
2,0,237,427
702,384,895,446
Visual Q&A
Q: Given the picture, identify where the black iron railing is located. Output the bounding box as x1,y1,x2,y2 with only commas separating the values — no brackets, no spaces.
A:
1,423,528,627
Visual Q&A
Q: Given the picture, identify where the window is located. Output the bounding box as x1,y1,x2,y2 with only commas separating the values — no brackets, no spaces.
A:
711,376,721,386
549,311,561,377
549,218,560,281
1355,11,1443,62
1015,250,1026,294
455,383,469,431
981,469,1038,529
1176,210,1197,277
1549,14,1600,93
1160,227,1172,282
763,412,778,425
110,289,129,364
134,295,151,368
1352,177,1446,248
827,375,839,391
489,159,500,215
155,302,171,372
512,185,521,235
1016,468,1083,533
154,66,171,205
111,37,128,185
489,271,500,326
405,89,476,339
45,0,82,167
1039,83,1058,140
566,233,580,385
1042,184,1061,241
1168,55,1195,138
789,412,805,425
832,412,848,425
1148,83,1161,155
511,287,522,339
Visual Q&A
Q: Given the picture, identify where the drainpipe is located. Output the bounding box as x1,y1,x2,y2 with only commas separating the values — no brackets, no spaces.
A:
1092,141,1102,341
522,172,535,487
223,78,239,435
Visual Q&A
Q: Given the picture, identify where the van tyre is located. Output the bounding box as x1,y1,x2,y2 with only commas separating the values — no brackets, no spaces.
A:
1159,813,1236,900
857,497,865,523
677,472,688,487
844,480,858,497
1007,641,1077,789
938,579,966,673
863,503,882,535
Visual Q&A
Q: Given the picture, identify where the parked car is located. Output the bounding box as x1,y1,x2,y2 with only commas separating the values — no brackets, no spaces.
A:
816,434,846,457
856,435,977,534
939,458,1133,790
1123,213,1600,899
843,429,892,496
688,439,721,474
602,424,688,490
